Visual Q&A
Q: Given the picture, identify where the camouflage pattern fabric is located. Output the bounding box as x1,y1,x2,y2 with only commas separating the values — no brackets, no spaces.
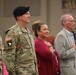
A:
0,34,3,75
4,23,39,75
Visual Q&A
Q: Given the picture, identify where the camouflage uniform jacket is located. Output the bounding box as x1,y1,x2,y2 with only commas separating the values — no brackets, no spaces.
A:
0,35,2,75
4,23,39,75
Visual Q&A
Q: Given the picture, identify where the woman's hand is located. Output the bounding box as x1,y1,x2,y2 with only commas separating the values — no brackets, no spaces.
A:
44,41,55,54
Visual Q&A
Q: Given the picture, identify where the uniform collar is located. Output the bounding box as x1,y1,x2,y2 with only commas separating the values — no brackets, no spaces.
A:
16,22,28,33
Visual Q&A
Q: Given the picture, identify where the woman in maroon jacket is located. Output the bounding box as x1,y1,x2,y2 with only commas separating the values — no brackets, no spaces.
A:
32,20,60,75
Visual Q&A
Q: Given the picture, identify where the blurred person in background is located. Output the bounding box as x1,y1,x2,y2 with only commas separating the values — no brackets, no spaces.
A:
0,33,3,75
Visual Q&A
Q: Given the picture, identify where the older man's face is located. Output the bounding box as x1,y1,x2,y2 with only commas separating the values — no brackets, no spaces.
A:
65,16,75,32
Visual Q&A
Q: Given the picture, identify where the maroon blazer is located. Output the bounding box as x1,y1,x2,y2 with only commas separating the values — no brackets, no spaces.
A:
35,38,60,75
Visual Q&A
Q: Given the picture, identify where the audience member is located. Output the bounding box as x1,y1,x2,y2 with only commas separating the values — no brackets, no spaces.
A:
32,20,60,75
54,14,76,75
46,34,55,45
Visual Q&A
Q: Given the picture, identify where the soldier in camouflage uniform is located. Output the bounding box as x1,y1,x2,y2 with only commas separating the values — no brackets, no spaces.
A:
4,6,39,75
0,34,2,75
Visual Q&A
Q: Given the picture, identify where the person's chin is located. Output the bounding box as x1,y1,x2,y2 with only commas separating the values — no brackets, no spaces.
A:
28,20,30,23
45,35,49,37
72,27,75,29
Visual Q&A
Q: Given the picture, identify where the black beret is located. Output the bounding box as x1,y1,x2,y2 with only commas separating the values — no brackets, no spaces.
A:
13,6,30,17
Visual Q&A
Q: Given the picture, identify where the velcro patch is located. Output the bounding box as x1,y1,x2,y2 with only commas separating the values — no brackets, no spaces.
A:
5,37,12,47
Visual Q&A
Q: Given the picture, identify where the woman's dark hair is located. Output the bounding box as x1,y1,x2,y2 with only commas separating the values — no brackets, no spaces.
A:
32,20,45,37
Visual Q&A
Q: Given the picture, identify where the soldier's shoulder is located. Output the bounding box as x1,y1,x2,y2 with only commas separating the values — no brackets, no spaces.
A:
5,25,17,34
5,24,21,36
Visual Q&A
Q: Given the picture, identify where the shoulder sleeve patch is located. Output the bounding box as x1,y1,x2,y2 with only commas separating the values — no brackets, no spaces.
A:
5,37,12,47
